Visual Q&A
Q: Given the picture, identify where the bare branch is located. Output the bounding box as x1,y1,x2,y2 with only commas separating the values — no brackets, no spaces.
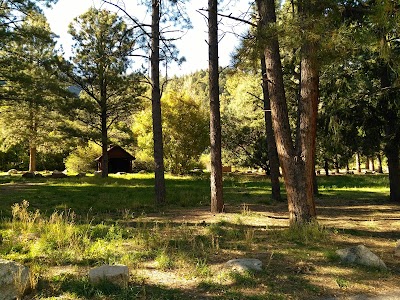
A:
199,8,257,27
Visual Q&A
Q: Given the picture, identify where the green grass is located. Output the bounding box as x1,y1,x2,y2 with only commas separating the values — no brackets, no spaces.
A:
0,173,391,219
0,172,397,299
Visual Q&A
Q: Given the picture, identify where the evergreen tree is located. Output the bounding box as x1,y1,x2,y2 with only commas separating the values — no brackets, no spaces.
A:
208,0,223,213
102,0,190,204
0,12,66,172
60,7,144,178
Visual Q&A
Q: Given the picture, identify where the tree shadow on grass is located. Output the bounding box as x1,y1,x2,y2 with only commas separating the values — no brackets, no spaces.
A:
36,273,191,299
36,268,323,300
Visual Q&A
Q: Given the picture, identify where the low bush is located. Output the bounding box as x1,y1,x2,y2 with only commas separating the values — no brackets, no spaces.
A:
64,142,101,173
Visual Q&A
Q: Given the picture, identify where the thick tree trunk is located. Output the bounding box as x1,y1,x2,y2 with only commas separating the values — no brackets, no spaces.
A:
151,0,166,205
101,109,109,178
298,40,318,217
260,55,281,202
385,143,400,201
356,152,361,173
29,145,36,172
380,61,400,202
208,0,223,213
257,0,315,225
100,64,108,178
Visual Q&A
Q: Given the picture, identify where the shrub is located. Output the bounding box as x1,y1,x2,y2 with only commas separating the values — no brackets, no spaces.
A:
64,142,102,173
133,91,209,174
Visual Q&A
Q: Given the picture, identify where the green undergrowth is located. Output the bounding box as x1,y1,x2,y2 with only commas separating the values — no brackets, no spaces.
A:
0,199,335,299
0,173,396,299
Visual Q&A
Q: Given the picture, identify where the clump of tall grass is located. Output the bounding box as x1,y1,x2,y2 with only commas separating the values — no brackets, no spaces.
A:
287,222,329,246
270,222,329,246
5,201,90,263
11,200,40,233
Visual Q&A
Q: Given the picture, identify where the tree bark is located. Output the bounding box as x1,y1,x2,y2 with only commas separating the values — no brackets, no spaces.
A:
29,145,36,172
208,0,223,213
380,60,400,202
298,39,318,217
368,156,375,172
260,55,281,202
257,0,316,225
386,143,400,201
101,107,109,178
100,60,108,178
151,0,166,205
356,152,361,173
324,159,329,176
377,154,383,173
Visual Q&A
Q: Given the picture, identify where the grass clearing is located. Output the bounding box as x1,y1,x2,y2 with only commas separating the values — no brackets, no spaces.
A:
0,173,399,299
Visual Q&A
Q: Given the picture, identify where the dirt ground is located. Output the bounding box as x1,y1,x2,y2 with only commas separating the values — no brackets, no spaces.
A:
130,196,400,300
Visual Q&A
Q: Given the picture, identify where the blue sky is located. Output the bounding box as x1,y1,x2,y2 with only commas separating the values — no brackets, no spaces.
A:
43,0,252,76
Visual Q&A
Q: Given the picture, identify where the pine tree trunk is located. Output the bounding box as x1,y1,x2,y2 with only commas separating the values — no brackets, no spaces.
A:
28,103,37,173
29,145,36,172
334,156,340,174
356,152,361,173
208,0,223,213
260,55,281,202
100,69,108,178
324,159,329,176
298,40,318,217
100,133,108,177
151,0,166,205
368,156,375,172
386,143,400,202
257,0,315,225
380,60,400,202
377,154,383,173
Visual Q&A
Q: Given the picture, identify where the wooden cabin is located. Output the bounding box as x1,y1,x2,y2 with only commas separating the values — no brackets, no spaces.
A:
96,145,135,173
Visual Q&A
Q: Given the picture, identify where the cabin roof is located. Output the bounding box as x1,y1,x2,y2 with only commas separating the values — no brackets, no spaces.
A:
95,145,135,161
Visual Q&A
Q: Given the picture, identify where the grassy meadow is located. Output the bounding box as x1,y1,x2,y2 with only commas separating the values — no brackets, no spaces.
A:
0,172,399,299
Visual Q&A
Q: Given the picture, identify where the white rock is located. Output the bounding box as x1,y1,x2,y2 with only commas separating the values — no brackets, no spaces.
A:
225,258,263,273
88,265,129,287
6,169,18,175
0,259,30,300
336,244,387,270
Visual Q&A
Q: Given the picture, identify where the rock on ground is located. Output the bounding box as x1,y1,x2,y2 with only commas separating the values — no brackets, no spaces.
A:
336,244,387,270
88,265,129,287
6,169,18,175
21,172,35,178
50,171,67,178
225,258,263,273
0,259,30,300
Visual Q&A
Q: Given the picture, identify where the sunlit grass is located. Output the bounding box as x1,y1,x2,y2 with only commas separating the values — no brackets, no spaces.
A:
0,173,398,299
